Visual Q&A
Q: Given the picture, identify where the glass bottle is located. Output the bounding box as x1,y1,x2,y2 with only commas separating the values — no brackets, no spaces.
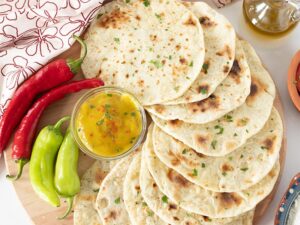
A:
243,0,300,34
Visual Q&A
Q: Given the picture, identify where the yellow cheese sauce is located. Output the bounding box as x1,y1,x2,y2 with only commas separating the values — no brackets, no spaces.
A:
75,91,143,157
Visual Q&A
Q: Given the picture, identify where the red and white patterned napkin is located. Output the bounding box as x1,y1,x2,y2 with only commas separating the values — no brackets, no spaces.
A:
0,0,104,118
0,0,232,118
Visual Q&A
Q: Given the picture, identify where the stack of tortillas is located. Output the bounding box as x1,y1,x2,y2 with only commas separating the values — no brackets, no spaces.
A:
76,0,283,224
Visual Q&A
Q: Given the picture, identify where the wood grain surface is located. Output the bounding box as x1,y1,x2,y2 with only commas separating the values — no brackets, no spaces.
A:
3,41,286,225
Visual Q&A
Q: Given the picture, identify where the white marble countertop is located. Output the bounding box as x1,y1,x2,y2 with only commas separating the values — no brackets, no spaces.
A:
0,1,300,224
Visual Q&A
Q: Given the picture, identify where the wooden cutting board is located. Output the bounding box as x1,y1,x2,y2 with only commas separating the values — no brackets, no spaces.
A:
3,41,287,225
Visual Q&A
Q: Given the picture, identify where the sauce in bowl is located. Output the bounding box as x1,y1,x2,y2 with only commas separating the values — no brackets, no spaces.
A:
72,87,146,159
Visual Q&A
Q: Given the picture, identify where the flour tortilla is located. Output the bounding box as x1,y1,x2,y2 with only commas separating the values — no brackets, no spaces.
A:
140,136,256,224
164,1,236,104
153,107,283,192
123,153,167,225
139,144,235,224
95,155,134,225
82,0,204,105
144,128,280,218
74,160,111,225
151,40,276,156
147,38,251,124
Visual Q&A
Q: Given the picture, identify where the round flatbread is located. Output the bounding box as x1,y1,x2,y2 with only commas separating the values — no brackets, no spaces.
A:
140,147,256,225
139,143,235,225
123,153,167,225
82,0,205,105
147,39,251,124
164,1,236,104
151,40,276,156
74,160,111,225
95,155,134,225
144,127,280,218
152,107,283,192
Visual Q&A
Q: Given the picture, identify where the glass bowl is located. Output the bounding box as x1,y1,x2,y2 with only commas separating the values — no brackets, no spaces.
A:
71,86,147,160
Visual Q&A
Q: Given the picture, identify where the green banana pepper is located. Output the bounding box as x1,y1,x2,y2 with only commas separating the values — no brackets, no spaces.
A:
29,116,70,207
54,126,80,219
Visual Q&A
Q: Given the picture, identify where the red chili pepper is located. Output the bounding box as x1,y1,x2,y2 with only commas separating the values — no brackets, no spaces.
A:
0,36,87,153
296,63,300,93
7,78,104,180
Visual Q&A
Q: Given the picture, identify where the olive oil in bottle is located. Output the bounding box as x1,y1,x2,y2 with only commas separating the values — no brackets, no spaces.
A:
243,0,300,35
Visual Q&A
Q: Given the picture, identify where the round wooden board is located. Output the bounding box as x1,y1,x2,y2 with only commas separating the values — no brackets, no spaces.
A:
3,41,286,225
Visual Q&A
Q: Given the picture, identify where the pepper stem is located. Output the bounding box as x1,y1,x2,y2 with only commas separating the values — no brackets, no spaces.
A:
67,35,87,74
54,116,70,130
57,197,74,220
6,159,29,181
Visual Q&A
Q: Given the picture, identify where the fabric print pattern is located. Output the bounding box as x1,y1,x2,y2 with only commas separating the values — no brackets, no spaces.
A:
0,0,104,118
1,56,35,89
16,27,64,57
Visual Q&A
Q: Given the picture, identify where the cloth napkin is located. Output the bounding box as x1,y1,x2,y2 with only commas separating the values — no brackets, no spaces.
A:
0,0,231,118
0,0,104,118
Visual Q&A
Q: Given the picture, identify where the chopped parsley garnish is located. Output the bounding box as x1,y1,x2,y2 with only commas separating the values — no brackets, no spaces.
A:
149,47,153,52
126,0,130,3
174,86,180,92
246,129,249,133
214,125,224,135
104,104,112,119
211,140,217,149
234,133,238,137
142,202,147,207
224,114,233,122
240,167,248,172
189,61,193,67
89,104,95,109
199,87,207,95
143,0,150,7
93,188,99,192
130,137,136,144
240,118,249,126
202,63,209,73
168,55,172,60
182,149,188,154
77,128,82,132
115,147,121,152
155,13,162,21
114,197,121,204
97,104,112,125
147,210,154,216
228,156,233,161
202,163,206,168
240,154,244,158
131,112,136,116
162,195,168,203
114,37,120,44
149,60,163,68
124,112,128,115
107,94,113,97
192,169,198,176
97,13,103,19
96,119,104,126
261,146,268,150
222,172,227,176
